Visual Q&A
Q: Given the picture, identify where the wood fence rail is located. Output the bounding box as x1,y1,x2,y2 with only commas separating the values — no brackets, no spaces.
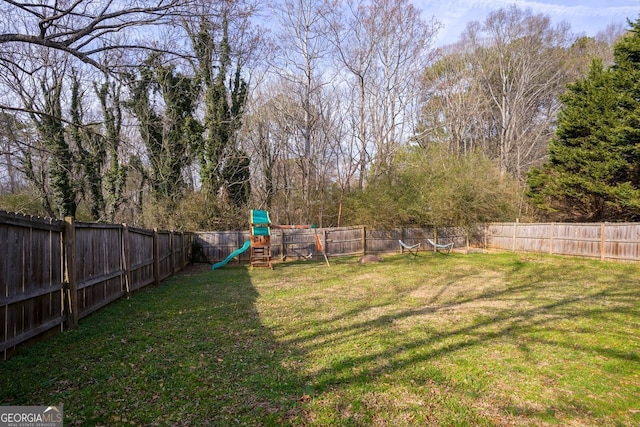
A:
194,222,640,264
1,212,192,359
486,222,640,261
193,226,470,263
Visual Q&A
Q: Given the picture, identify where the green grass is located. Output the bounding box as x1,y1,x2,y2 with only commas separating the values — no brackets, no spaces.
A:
1,252,639,426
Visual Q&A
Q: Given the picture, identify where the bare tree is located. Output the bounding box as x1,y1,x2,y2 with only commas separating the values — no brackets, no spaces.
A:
319,83,356,226
365,0,439,176
328,0,440,183
0,113,20,192
419,46,492,155
325,0,374,190
269,0,334,223
182,0,258,201
242,86,289,212
462,6,573,179
0,1,192,219
565,24,625,82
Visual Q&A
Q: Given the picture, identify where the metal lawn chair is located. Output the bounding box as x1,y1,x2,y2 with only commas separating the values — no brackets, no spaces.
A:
427,239,454,254
399,240,420,257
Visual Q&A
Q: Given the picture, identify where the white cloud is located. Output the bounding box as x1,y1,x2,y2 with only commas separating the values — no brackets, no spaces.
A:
417,0,639,46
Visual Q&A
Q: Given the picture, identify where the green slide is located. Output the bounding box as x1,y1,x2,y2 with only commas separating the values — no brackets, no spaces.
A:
211,240,251,270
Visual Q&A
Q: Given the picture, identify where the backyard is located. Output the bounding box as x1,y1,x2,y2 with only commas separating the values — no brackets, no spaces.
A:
1,252,639,426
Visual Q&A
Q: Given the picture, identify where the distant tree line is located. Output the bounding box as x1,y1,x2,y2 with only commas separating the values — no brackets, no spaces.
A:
0,0,635,230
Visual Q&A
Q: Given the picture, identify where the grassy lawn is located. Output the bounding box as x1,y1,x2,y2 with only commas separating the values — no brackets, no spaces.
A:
1,252,639,426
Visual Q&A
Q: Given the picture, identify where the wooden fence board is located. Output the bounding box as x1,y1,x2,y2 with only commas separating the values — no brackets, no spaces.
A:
195,226,468,261
0,303,5,347
195,222,640,264
281,229,315,260
486,223,515,250
157,231,175,281
365,228,401,254
74,224,125,319
1,212,191,358
1,213,64,357
485,222,640,261
604,224,640,261
402,228,434,246
127,228,155,291
325,227,362,256
193,231,250,263
174,232,192,270
551,223,598,257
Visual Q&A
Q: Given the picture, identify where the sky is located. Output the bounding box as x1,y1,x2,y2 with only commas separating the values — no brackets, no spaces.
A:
417,0,640,46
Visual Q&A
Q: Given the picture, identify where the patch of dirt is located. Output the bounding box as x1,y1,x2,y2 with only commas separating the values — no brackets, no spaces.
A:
178,263,213,275
359,255,384,263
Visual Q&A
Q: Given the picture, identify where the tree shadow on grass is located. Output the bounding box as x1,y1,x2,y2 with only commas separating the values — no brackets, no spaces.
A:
274,255,640,425
0,263,310,426
167,264,311,425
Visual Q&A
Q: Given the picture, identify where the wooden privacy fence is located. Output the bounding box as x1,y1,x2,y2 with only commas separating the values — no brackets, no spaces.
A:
1,212,192,359
486,222,640,261
195,222,640,264
193,226,469,263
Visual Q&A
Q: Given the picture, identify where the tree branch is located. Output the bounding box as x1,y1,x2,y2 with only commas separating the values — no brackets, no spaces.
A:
0,33,108,71
0,0,185,73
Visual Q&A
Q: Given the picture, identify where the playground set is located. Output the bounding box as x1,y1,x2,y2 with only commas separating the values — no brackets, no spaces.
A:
211,209,329,270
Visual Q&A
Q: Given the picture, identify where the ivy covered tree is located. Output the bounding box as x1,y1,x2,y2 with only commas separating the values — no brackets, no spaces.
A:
71,71,106,221
188,13,248,200
127,55,202,211
527,18,640,221
94,77,127,223
222,148,251,207
27,73,77,218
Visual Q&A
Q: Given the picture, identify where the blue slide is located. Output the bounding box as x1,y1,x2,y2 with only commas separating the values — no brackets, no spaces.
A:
212,240,252,270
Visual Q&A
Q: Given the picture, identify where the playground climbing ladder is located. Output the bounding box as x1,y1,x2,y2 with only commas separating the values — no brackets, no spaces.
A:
250,209,272,268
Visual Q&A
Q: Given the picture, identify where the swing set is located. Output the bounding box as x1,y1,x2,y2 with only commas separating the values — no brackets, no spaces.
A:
249,209,329,269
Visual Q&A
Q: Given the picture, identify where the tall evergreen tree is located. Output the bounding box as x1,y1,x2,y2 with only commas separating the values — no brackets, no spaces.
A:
527,18,640,221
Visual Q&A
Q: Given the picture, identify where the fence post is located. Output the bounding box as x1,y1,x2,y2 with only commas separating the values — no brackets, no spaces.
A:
601,222,606,261
512,219,519,251
549,223,554,255
122,224,131,294
484,224,488,249
153,228,160,286
170,231,175,275
361,225,366,255
323,228,328,257
64,216,78,329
